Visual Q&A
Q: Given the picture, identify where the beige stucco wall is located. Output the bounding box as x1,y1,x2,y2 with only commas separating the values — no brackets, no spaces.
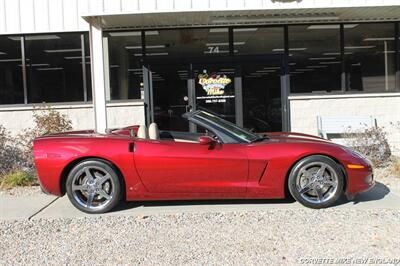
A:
289,92,400,156
0,101,145,136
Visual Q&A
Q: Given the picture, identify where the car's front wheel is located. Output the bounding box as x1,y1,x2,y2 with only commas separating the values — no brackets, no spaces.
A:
288,155,344,209
66,159,122,214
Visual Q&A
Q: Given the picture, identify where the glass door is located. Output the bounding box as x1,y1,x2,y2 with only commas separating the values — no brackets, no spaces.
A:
242,61,283,132
191,63,238,125
144,55,286,133
148,64,190,131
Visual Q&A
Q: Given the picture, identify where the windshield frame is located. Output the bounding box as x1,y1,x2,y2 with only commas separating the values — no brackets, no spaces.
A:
184,110,261,144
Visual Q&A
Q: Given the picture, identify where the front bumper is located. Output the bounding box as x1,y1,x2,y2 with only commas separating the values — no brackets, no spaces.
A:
346,172,375,200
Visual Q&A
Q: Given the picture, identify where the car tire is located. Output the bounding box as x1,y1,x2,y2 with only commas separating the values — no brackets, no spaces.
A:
288,155,344,209
66,159,122,214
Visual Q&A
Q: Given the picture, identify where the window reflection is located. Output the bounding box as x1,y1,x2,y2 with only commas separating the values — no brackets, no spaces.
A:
233,27,284,131
289,25,341,93
344,23,396,92
106,31,143,100
25,33,85,103
0,36,24,104
234,27,284,55
242,61,282,132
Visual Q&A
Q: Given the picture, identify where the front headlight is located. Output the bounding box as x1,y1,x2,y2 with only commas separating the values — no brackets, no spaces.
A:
345,148,373,167
348,149,366,160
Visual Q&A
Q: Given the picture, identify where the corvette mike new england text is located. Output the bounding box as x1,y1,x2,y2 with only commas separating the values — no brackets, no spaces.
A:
299,257,400,264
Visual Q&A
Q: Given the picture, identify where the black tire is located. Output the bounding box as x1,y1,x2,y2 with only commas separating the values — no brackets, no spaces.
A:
66,159,122,214
288,155,344,209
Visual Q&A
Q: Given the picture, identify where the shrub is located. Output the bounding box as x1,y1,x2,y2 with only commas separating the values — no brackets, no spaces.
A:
389,157,400,178
1,107,72,188
17,106,73,170
0,125,25,177
0,170,35,188
344,125,391,167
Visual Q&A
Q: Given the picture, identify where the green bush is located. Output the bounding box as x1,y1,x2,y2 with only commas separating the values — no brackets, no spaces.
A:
0,170,35,188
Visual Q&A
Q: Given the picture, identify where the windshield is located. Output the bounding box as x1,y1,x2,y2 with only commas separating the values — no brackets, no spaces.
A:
195,111,260,143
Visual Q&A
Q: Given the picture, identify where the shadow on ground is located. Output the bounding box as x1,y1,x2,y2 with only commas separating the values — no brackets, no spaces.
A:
113,198,296,212
111,182,390,212
334,181,390,206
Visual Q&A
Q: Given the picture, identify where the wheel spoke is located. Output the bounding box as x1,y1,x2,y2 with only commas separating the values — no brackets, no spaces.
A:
72,184,86,191
316,165,326,177
324,180,336,188
84,167,94,181
96,173,111,185
315,186,324,201
97,189,111,200
299,182,314,195
86,193,95,207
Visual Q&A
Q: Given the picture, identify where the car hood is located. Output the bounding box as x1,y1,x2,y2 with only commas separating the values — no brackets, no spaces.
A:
260,132,333,144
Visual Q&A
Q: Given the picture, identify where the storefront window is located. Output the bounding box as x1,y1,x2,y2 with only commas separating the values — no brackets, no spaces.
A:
233,27,284,131
0,36,24,104
242,60,282,132
106,31,143,100
144,28,229,58
344,23,396,92
233,27,284,55
289,24,342,93
151,64,189,131
24,33,85,103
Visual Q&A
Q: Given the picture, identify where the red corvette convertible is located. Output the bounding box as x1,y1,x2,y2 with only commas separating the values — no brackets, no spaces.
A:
33,110,374,213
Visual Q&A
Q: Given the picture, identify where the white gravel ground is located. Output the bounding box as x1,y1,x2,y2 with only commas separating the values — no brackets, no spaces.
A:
1,209,399,265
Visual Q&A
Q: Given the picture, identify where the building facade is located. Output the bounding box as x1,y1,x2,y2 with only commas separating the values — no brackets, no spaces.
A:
0,0,400,153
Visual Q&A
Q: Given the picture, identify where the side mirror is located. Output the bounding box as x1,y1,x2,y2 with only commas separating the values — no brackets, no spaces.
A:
198,136,217,147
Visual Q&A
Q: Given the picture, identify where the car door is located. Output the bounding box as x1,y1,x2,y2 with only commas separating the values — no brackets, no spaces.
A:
133,139,248,193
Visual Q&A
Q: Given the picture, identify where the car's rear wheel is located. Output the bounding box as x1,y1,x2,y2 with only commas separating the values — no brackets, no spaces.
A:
66,159,122,214
288,155,344,209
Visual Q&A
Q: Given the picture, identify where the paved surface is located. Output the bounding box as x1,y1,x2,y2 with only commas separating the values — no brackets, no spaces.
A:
0,194,57,220
1,181,399,220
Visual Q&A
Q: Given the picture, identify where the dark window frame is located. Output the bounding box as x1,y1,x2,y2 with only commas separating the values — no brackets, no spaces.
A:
1,22,399,106
282,21,399,95
0,31,91,106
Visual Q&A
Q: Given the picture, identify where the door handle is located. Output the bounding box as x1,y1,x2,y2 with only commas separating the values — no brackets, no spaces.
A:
128,142,135,153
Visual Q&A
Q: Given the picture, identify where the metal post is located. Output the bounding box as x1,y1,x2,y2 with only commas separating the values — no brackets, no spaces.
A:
89,19,108,134
340,24,346,92
142,65,151,126
21,36,28,104
282,26,290,132
229,27,234,57
395,22,400,91
102,36,111,100
384,40,389,91
188,64,196,133
80,34,88,102
234,64,243,127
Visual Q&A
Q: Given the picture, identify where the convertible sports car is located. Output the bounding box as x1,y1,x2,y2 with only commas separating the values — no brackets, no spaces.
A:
33,110,374,213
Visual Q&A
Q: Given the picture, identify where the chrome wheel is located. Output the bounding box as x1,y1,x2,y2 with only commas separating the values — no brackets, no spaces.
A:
296,162,339,204
71,165,115,211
